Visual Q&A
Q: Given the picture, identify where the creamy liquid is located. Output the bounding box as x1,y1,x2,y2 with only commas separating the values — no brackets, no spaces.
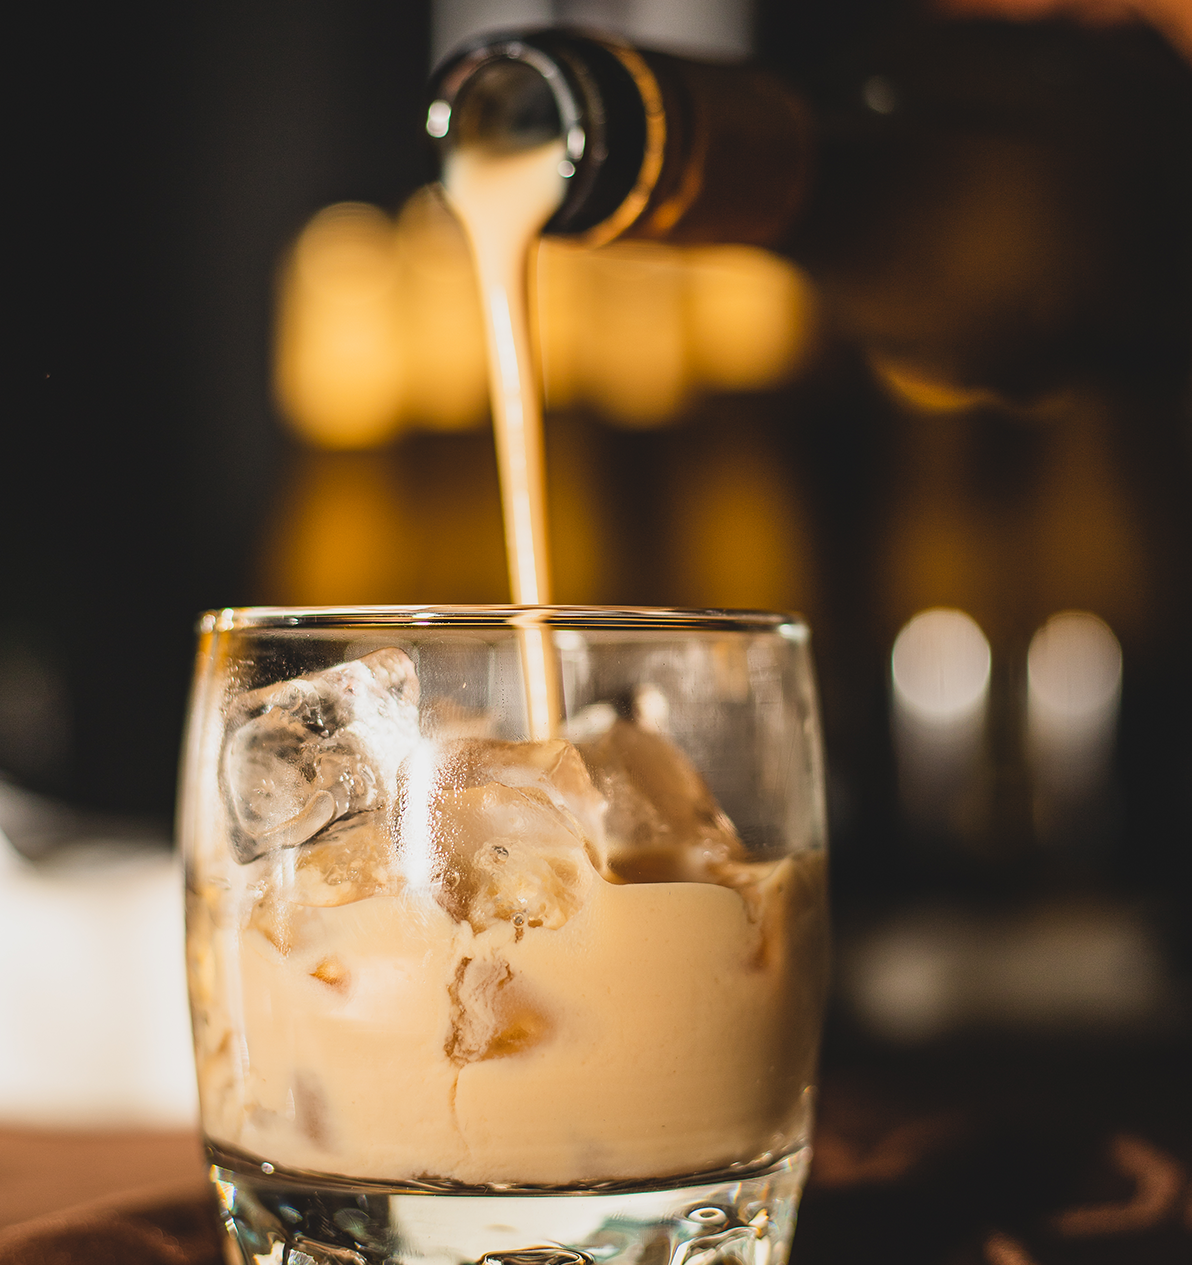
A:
190,693,830,1184
188,127,828,1191
443,141,568,739
190,807,827,1185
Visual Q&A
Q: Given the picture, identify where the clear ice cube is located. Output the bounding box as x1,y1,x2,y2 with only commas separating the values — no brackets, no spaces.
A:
434,738,608,852
291,810,396,906
221,648,419,863
579,718,746,884
399,738,605,932
435,782,596,932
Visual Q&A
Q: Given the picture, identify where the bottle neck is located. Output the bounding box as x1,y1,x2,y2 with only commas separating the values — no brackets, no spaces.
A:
427,29,809,249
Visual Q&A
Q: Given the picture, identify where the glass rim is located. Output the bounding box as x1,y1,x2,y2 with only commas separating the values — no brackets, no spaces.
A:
198,605,808,636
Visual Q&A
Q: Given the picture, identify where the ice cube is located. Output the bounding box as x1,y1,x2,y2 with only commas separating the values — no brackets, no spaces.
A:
432,737,607,855
246,891,304,956
435,782,595,932
446,951,552,1063
221,648,419,863
291,810,396,907
579,718,745,884
397,737,605,932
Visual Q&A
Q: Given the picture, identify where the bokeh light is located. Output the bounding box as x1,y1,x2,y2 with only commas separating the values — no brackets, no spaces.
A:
273,194,817,446
1027,610,1122,802
890,609,993,839
891,608,992,723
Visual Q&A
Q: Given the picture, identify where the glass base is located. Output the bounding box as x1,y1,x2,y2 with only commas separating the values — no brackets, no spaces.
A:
207,1145,811,1265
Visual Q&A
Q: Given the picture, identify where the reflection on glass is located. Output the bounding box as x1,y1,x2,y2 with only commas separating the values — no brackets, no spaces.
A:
890,608,991,838
869,353,1001,415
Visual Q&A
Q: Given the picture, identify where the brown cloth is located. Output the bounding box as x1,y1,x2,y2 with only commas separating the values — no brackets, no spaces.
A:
0,1190,221,1265
0,1128,207,1231
2,1049,1190,1264
0,1126,218,1264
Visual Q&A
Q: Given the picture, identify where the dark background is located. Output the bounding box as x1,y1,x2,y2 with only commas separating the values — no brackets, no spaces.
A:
16,1,433,815
12,0,1192,961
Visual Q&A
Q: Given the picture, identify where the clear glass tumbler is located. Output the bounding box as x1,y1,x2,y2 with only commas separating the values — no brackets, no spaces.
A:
181,607,829,1265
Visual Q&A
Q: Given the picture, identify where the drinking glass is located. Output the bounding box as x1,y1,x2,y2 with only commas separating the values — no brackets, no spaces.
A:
181,606,829,1265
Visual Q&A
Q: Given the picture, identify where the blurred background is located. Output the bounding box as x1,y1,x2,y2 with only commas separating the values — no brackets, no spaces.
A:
8,0,1192,1179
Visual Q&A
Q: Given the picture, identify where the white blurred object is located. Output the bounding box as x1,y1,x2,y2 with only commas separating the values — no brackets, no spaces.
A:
434,0,552,65
1028,611,1122,799
0,811,198,1127
845,901,1175,1044
557,0,751,56
432,0,752,65
890,608,991,836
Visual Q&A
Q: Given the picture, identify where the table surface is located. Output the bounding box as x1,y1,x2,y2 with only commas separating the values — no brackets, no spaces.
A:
0,1126,205,1233
2,1048,1191,1263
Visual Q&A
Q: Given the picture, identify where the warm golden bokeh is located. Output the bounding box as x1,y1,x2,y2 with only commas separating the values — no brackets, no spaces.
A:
254,444,510,607
274,193,817,446
876,390,1150,649
869,355,1003,415
274,203,409,449
663,423,817,614
937,0,1192,62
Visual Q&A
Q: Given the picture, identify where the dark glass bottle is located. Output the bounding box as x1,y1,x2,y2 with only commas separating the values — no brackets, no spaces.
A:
426,28,810,248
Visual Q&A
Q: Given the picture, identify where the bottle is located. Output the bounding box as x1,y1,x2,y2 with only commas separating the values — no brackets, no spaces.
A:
426,28,810,249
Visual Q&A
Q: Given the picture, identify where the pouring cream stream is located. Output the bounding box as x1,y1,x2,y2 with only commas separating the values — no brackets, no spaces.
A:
443,139,568,739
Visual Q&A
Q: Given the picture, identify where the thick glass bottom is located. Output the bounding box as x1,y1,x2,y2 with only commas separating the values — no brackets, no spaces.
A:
207,1145,811,1265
